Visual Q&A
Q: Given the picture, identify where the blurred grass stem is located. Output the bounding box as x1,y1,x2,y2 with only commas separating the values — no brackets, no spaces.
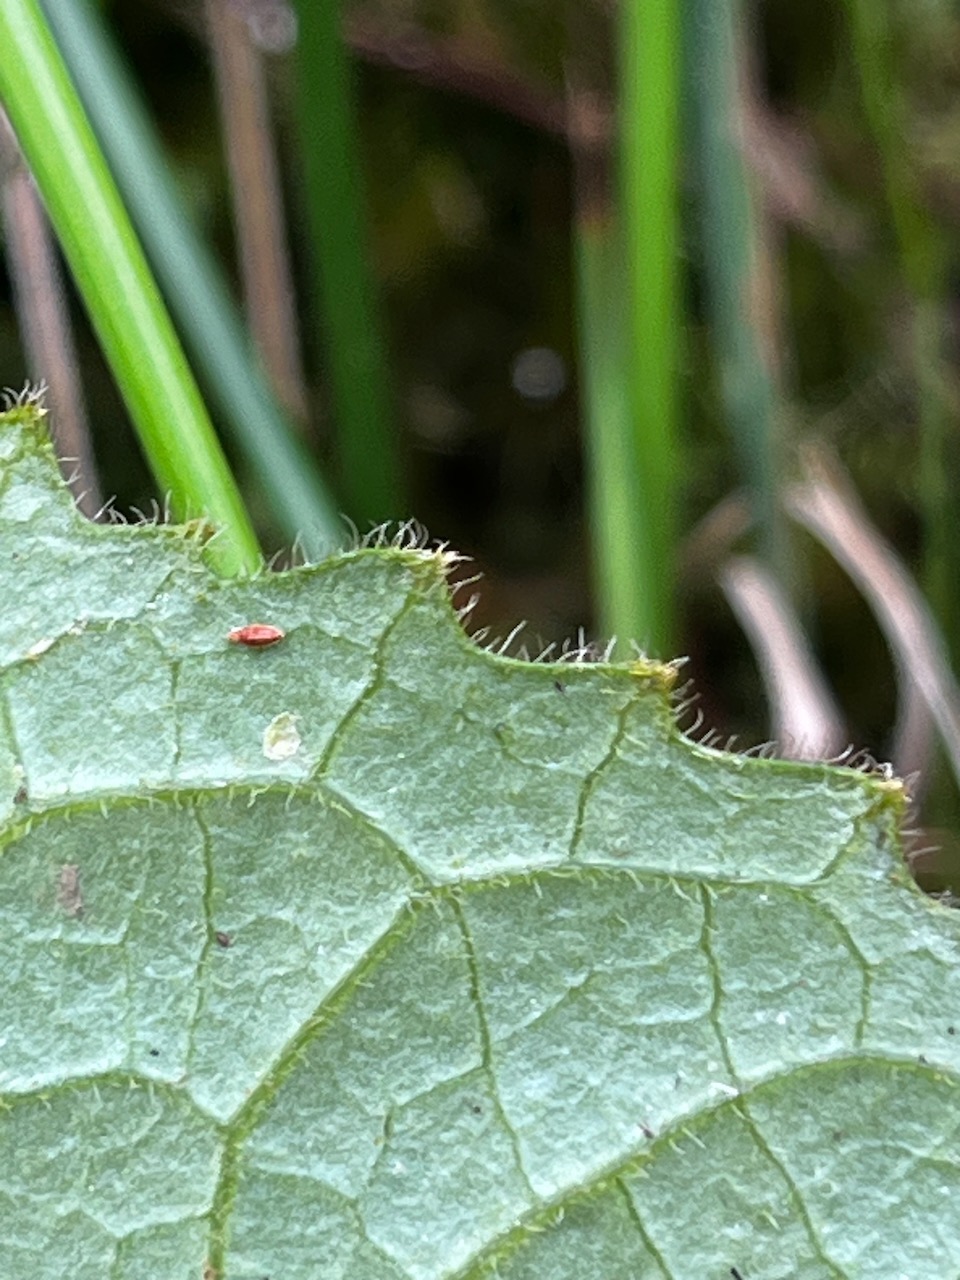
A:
692,0,783,571
205,0,307,423
568,36,650,655
291,0,403,524
576,209,644,651
616,0,682,653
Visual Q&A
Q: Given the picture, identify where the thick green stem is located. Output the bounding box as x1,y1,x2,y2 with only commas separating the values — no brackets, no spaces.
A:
0,0,260,575
617,0,683,654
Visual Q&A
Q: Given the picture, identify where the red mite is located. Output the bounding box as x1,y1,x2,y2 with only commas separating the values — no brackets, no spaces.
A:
227,623,285,648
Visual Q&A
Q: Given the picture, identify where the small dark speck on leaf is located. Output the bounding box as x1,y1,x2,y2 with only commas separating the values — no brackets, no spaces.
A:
949,1026,956,1035
215,931,232,948
13,785,27,804
57,864,83,918
731,1268,745,1280
148,1048,159,1057
918,1054,928,1065
640,1124,655,1140
553,679,566,694
470,1103,483,1115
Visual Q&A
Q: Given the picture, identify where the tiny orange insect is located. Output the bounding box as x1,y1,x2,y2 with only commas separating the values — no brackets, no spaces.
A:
227,623,285,648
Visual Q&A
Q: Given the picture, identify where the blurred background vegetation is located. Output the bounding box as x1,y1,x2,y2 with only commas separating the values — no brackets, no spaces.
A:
2,0,960,888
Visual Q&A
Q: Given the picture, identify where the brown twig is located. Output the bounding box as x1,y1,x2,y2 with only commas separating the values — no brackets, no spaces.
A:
787,447,949,789
344,12,567,138
205,0,308,421
720,554,846,759
0,108,102,516
741,104,865,256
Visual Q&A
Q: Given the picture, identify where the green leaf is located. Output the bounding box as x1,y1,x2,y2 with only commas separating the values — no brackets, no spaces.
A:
2,397,959,1278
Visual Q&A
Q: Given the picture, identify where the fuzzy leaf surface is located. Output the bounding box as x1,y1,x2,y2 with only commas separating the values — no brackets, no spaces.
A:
1,404,959,1279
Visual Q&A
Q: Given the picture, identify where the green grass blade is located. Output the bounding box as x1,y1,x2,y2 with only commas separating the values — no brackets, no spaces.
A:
41,0,342,558
576,214,648,652
617,0,683,654
0,0,260,576
691,0,782,570
291,0,403,525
